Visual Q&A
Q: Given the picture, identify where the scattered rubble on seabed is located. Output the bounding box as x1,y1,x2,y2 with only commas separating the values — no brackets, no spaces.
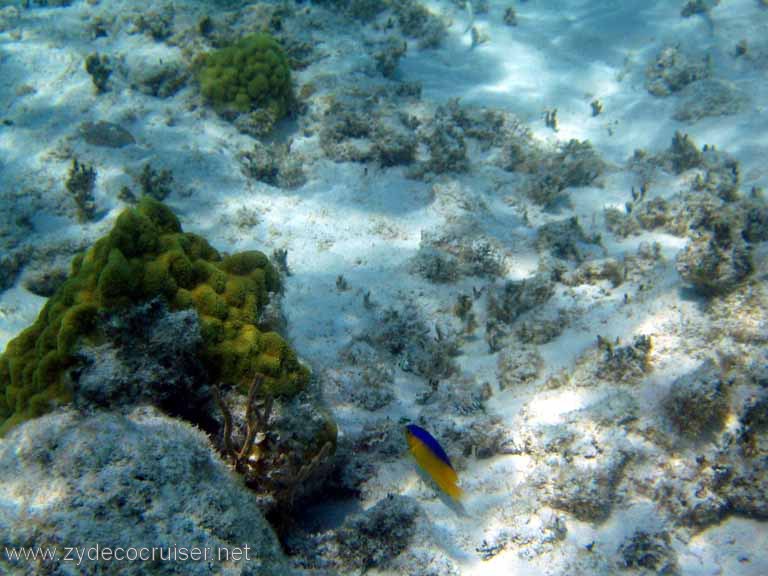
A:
1,0,767,575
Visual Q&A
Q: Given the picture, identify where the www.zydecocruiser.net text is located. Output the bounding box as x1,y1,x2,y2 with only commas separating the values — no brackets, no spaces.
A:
4,544,253,566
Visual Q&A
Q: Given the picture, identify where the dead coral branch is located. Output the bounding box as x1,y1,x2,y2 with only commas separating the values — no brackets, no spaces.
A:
213,375,273,473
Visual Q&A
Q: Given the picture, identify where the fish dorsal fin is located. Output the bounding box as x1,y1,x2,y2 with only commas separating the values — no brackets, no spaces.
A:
406,424,454,469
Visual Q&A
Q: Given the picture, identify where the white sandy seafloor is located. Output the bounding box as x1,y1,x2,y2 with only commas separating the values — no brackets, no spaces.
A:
1,0,767,575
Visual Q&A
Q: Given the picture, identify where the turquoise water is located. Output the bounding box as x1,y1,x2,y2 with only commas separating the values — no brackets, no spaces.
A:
0,1,767,575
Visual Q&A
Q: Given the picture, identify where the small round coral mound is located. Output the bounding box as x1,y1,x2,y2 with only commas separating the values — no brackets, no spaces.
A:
0,197,308,435
663,359,728,439
197,33,292,118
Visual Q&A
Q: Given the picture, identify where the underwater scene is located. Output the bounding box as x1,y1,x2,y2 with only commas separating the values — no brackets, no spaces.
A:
0,0,767,574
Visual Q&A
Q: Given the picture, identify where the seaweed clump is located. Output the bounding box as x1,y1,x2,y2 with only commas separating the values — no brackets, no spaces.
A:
65,158,97,222
618,530,679,573
0,197,308,434
663,359,728,439
84,53,112,93
645,46,710,97
336,495,421,571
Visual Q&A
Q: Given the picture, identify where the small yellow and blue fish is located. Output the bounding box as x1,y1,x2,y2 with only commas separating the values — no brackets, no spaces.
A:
405,423,466,514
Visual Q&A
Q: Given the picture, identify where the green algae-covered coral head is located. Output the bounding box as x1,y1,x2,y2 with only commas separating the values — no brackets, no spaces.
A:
197,33,293,121
0,197,307,435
